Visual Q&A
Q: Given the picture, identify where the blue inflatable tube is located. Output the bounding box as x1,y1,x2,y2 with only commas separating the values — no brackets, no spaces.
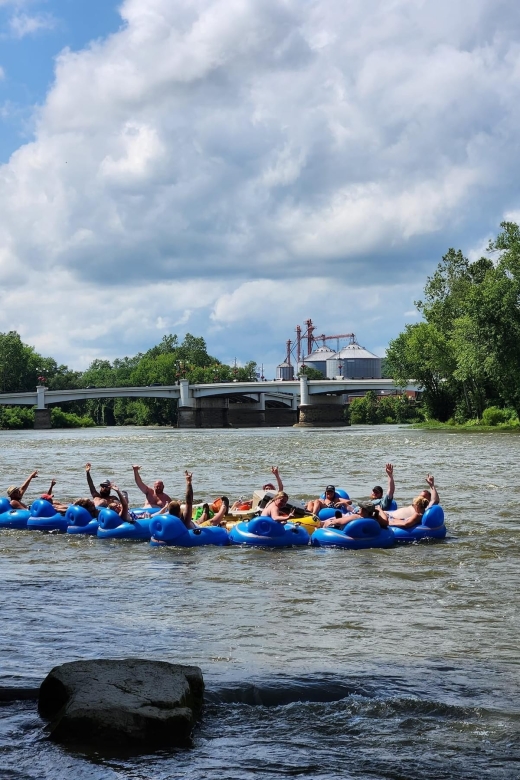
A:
130,506,162,518
0,497,12,514
0,508,31,530
391,505,447,542
96,509,152,540
311,518,395,549
65,505,99,536
149,514,229,547
229,517,310,547
27,499,68,533
320,488,349,499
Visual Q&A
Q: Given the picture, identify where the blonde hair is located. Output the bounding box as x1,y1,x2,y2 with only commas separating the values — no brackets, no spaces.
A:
412,496,429,514
274,491,288,501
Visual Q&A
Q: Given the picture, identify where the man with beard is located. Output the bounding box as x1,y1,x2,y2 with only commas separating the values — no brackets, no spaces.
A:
84,463,115,507
132,465,172,508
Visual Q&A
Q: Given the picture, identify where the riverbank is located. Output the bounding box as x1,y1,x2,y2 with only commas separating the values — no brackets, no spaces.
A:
412,420,520,432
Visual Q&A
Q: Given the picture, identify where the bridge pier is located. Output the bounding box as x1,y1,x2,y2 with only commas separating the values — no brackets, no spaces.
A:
34,409,52,429
294,377,348,427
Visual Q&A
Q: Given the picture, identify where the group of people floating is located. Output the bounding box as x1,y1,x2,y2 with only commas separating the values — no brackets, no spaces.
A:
5,462,440,532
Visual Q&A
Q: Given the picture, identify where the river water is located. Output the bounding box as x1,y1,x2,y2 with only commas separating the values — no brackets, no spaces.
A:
0,425,518,779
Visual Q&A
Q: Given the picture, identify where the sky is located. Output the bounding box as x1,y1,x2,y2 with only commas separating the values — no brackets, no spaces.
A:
1,0,520,377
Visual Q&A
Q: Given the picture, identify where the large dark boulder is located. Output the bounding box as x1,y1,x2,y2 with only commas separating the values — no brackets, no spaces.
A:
38,659,204,748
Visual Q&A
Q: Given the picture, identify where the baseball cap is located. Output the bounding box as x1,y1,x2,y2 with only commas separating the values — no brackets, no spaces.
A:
325,484,336,492
41,493,54,501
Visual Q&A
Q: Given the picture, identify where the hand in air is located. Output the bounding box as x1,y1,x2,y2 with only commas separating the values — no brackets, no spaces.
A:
84,463,91,472
271,466,279,476
132,465,141,471
30,470,38,479
426,474,435,487
385,463,393,477
185,470,193,483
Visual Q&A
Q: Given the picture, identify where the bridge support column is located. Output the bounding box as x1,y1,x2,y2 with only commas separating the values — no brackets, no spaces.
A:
34,385,51,429
34,409,51,429
228,393,266,427
178,393,230,428
294,395,348,427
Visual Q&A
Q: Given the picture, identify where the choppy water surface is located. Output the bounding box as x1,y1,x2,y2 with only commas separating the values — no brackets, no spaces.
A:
0,426,518,779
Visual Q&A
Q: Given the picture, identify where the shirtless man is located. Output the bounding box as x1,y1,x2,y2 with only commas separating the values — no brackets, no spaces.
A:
85,463,114,507
306,485,352,516
158,471,194,529
132,465,171,508
7,470,38,509
263,491,296,523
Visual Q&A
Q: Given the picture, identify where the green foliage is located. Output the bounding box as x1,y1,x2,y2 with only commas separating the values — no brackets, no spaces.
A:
481,407,514,426
0,406,35,429
387,223,520,422
349,391,420,424
50,408,95,428
298,365,324,379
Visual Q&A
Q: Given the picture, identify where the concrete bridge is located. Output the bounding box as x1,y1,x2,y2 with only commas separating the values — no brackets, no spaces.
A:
0,377,418,428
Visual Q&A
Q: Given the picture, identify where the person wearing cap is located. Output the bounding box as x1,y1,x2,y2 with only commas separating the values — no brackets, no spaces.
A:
306,485,352,516
7,470,39,509
132,465,171,508
370,463,395,511
322,501,389,529
84,463,115,507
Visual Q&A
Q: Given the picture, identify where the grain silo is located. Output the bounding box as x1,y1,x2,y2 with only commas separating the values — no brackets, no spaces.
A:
298,345,336,377
327,342,381,379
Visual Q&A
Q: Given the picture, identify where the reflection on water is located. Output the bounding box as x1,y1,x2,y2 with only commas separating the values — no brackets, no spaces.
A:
0,426,519,778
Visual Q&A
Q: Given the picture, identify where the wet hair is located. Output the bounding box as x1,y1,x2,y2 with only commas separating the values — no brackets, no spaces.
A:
74,498,98,518
412,496,429,514
168,500,181,517
372,485,383,497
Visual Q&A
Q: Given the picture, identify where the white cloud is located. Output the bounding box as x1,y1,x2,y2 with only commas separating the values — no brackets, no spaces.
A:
1,0,520,368
8,12,55,38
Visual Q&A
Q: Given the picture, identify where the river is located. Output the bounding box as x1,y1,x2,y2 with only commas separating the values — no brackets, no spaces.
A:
0,425,518,779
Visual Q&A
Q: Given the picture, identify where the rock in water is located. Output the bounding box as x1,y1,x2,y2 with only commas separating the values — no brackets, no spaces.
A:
38,659,204,748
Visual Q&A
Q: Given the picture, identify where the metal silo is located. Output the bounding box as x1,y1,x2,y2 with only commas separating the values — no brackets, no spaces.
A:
276,361,294,381
298,346,335,377
329,343,381,379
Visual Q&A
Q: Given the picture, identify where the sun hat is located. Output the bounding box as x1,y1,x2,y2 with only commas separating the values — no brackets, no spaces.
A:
7,485,19,497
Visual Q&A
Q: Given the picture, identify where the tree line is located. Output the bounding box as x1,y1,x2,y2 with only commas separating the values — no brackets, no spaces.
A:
386,221,520,425
0,333,257,428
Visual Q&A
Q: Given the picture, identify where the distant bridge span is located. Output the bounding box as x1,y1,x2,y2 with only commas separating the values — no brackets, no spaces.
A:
0,377,419,429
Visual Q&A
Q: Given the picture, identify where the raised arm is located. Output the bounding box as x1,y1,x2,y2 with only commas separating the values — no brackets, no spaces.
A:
386,463,395,500
426,474,439,507
132,465,151,496
84,463,99,498
111,484,129,521
46,478,56,496
271,466,283,492
182,471,193,527
20,470,38,497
